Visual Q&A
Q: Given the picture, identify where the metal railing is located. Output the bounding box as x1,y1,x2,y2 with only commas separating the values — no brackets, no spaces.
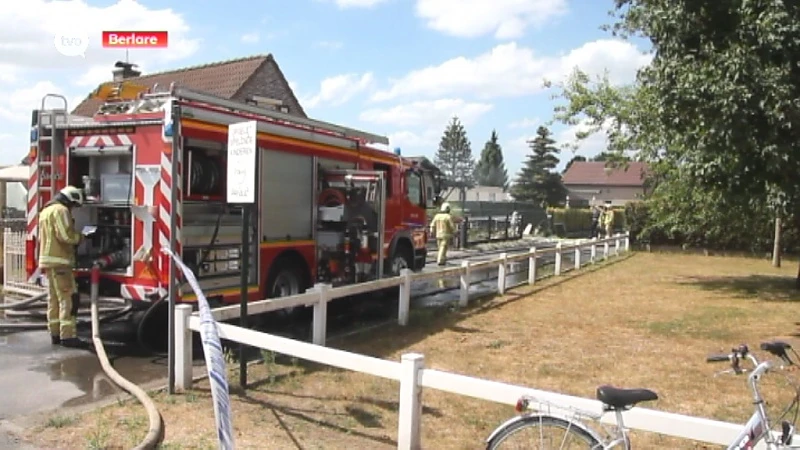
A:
2,229,46,298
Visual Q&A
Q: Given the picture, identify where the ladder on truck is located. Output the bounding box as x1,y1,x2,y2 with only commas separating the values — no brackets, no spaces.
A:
31,94,69,218
168,87,391,146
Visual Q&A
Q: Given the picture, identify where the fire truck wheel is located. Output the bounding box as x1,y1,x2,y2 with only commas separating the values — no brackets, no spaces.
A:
388,245,413,276
267,263,306,317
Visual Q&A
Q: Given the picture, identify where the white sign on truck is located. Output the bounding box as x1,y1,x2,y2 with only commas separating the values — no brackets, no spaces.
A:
226,120,257,203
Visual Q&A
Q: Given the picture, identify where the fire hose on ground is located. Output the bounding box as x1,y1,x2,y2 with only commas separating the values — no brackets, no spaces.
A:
0,286,132,331
89,264,164,449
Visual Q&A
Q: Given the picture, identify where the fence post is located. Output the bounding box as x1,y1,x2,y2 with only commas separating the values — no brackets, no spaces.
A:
459,217,469,249
574,243,581,270
175,304,193,392
398,269,412,326
590,237,597,264
615,234,621,255
603,239,610,260
459,260,470,307
398,353,424,450
2,229,7,288
624,231,631,252
312,283,331,346
528,247,537,285
554,242,562,275
497,253,507,295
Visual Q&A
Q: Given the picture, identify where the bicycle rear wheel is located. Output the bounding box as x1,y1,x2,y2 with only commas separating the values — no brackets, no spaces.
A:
486,415,602,449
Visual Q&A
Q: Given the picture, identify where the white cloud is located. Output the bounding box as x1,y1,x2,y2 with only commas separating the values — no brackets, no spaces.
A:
381,129,442,157
415,0,568,39
509,117,540,129
371,39,652,102
0,81,62,124
2,0,200,75
553,120,610,170
360,99,493,128
240,32,260,43
302,72,375,109
334,0,389,7
0,0,201,166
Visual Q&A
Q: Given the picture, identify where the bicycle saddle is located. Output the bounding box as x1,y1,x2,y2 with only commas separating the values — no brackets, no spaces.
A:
596,385,658,410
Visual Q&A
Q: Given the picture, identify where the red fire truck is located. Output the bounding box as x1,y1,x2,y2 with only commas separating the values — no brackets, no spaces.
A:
25,83,442,318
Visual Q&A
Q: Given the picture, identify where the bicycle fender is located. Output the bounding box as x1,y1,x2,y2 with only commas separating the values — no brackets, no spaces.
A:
485,413,604,444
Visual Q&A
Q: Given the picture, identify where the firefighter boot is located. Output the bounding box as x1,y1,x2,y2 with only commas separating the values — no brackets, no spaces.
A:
51,335,61,345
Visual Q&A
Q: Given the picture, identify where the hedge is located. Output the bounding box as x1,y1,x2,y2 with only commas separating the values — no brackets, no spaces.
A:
547,207,626,233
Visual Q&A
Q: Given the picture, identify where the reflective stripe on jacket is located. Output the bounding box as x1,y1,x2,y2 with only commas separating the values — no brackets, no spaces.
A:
38,202,80,268
430,212,455,239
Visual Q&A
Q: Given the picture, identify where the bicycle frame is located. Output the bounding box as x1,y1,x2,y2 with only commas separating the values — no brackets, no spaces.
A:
725,359,773,450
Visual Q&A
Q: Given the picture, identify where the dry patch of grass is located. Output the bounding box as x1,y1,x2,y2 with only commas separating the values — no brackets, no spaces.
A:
23,252,800,449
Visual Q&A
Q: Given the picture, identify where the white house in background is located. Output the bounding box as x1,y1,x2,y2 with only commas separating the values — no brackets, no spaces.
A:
561,161,650,207
443,185,512,203
0,165,29,212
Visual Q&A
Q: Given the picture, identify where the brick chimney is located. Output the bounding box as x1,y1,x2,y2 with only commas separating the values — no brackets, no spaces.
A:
112,61,141,81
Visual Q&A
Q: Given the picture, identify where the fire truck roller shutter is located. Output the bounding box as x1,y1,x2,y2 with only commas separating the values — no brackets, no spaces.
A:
260,149,313,241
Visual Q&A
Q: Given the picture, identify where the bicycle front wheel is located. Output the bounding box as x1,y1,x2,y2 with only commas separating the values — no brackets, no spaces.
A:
486,415,602,449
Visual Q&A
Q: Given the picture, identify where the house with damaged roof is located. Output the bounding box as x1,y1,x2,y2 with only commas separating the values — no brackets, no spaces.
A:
71,54,306,118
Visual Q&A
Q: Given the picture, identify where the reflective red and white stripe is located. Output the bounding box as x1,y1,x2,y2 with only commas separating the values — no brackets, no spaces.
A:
157,150,182,263
69,134,133,147
26,162,38,239
121,284,166,302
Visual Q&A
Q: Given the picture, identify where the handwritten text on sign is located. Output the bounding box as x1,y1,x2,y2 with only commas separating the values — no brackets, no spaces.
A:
226,120,257,203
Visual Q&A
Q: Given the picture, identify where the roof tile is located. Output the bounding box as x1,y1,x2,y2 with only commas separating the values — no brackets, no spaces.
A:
71,55,270,117
562,161,649,186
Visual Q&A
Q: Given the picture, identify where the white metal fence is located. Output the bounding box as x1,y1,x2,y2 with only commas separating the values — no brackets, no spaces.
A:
2,228,46,299
171,233,794,448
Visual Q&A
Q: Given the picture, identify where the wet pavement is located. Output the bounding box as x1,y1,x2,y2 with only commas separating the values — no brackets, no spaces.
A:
0,237,601,434
0,329,167,420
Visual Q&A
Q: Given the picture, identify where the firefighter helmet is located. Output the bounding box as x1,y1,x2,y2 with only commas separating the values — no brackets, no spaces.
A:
59,186,84,207
441,202,451,213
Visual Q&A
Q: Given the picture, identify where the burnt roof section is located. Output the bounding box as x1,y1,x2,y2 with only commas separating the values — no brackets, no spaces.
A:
562,161,649,186
71,54,306,117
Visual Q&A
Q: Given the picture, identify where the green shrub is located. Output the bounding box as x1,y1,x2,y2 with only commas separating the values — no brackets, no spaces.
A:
548,207,626,233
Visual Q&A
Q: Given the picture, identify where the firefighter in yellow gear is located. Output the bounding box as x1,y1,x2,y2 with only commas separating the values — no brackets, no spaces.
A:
601,204,615,238
38,185,84,348
430,202,456,266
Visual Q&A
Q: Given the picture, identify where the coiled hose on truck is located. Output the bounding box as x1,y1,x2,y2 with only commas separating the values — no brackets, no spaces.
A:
89,265,164,450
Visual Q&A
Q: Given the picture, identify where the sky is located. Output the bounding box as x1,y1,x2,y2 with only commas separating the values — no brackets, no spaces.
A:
0,0,653,180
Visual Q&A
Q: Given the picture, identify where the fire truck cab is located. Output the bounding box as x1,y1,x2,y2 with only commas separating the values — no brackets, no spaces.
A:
25,84,443,317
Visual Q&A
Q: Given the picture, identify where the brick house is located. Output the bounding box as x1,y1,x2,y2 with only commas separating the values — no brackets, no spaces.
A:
561,161,650,207
71,54,306,117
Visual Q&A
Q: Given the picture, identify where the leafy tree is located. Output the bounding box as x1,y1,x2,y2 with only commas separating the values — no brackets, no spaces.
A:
511,125,566,206
563,155,586,173
474,130,509,189
434,116,475,202
550,1,800,286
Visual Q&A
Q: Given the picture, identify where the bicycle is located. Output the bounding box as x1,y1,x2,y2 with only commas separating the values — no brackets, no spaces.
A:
485,341,800,449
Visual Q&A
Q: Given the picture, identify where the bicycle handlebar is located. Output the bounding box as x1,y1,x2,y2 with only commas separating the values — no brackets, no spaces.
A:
705,341,795,376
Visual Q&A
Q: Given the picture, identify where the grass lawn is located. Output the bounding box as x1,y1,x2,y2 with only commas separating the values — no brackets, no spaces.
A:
21,252,800,449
